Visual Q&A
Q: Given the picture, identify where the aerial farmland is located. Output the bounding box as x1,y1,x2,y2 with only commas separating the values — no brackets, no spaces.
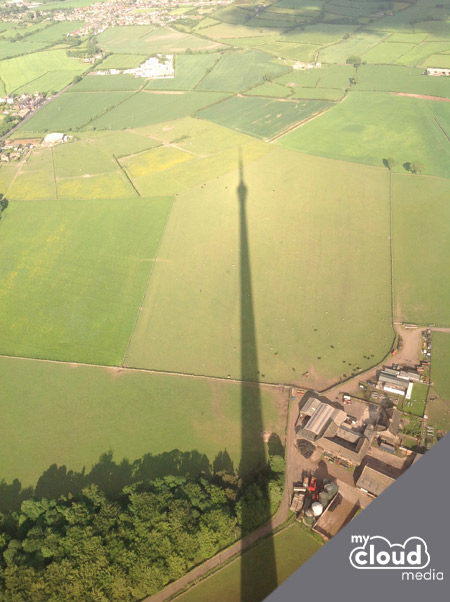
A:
0,0,450,599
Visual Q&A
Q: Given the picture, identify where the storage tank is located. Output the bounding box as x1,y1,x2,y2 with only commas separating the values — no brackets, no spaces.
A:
325,482,339,497
319,491,330,507
304,509,314,526
311,502,323,517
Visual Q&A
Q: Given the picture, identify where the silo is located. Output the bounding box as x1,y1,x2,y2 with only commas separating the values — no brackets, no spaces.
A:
319,491,330,507
325,482,339,497
311,502,323,517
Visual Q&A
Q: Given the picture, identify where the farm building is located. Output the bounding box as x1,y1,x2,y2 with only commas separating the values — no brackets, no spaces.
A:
125,54,174,79
377,366,421,398
42,132,66,147
356,464,395,497
295,395,346,442
426,67,450,76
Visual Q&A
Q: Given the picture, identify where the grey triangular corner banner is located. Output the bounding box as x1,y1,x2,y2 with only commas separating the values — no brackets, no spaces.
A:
265,434,450,602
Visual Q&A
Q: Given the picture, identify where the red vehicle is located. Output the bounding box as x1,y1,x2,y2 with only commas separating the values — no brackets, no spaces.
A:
309,477,317,492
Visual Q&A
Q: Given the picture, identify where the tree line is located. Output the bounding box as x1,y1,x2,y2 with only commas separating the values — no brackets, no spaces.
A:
0,444,285,601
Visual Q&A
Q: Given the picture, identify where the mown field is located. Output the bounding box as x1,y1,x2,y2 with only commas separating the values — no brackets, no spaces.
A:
278,92,450,179
0,356,286,487
197,96,332,140
125,149,393,388
18,91,133,131
0,198,171,365
392,175,450,326
177,523,322,602
0,49,86,94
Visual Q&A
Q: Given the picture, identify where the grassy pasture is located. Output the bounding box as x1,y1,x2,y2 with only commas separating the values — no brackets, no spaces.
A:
356,64,450,97
0,49,85,94
120,146,193,179
431,333,450,401
87,130,160,158
275,69,322,88
13,70,83,95
98,25,224,54
0,197,171,365
0,41,49,61
395,42,450,66
53,142,117,178
317,64,353,89
278,92,450,179
361,41,415,63
70,74,144,91
25,21,86,42
0,163,20,193
56,172,136,200
0,357,286,488
19,91,133,132
392,176,450,327
281,23,358,45
256,41,319,62
292,87,345,100
177,523,322,602
98,54,148,69
7,149,56,200
145,53,220,91
423,54,450,69
245,82,292,98
195,50,289,93
129,141,268,197
125,149,393,388
319,31,390,63
88,91,228,130
197,95,332,140
196,22,281,40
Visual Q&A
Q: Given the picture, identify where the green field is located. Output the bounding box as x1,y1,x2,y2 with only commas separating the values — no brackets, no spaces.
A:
431,333,450,400
88,90,228,130
87,130,160,157
19,91,133,131
177,523,322,602
356,64,450,97
392,176,450,326
70,74,144,91
402,383,429,417
97,25,224,54
125,149,393,388
319,31,390,63
278,92,450,179
361,41,415,64
0,198,171,364
25,21,86,43
98,54,148,69
145,53,220,91
0,40,49,60
197,96,332,140
53,141,118,178
0,49,85,94
196,49,288,93
0,356,285,487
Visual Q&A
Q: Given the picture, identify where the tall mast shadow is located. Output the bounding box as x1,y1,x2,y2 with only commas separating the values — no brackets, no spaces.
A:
237,151,278,600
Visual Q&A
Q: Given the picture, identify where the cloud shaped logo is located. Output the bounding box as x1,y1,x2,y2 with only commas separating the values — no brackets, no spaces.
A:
349,536,430,570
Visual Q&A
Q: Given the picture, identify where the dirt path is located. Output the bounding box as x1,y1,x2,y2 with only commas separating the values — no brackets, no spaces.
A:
392,92,450,102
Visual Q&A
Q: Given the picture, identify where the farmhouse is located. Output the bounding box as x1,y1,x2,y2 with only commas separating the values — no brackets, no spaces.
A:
426,67,450,76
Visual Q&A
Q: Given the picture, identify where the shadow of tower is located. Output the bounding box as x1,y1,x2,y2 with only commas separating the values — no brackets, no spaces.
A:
238,151,278,600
